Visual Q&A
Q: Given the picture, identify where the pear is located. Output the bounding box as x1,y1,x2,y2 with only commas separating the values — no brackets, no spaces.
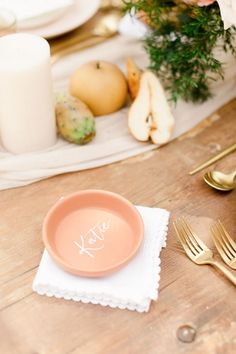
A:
128,71,175,145
126,57,142,101
70,61,128,116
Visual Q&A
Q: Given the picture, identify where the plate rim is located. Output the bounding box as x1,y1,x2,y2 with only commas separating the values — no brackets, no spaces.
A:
43,189,144,277
19,0,100,39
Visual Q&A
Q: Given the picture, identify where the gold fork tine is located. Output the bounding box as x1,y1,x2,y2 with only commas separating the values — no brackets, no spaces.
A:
211,222,236,270
173,219,197,256
178,218,199,255
181,217,209,251
217,220,236,254
173,221,196,258
211,225,233,262
212,224,234,259
180,218,202,252
179,219,200,256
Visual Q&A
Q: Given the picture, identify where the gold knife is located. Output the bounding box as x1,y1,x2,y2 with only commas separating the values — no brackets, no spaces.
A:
189,142,236,175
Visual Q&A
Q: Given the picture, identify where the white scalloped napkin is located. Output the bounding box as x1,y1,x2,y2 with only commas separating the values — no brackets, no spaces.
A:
33,206,169,312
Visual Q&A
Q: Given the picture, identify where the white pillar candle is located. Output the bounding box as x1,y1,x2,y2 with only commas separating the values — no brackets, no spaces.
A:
0,33,56,154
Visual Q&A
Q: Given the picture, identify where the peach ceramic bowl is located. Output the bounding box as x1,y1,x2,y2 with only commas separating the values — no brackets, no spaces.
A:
43,190,144,277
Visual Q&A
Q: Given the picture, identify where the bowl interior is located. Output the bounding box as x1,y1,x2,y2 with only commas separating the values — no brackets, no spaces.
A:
43,190,143,276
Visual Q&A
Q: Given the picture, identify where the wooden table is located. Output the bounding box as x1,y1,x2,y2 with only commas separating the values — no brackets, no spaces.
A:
1,96,236,353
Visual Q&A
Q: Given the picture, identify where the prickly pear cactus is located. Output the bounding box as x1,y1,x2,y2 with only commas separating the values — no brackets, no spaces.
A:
55,93,96,145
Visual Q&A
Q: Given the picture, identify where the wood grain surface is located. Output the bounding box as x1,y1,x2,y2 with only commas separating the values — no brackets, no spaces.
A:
1,97,236,354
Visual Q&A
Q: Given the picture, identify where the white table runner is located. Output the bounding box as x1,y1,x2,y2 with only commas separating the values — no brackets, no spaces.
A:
0,35,235,190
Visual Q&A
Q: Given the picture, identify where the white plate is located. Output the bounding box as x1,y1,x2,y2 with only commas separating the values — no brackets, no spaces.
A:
21,0,100,39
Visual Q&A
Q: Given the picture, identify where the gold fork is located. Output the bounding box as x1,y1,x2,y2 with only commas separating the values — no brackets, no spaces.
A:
173,218,236,286
211,220,236,270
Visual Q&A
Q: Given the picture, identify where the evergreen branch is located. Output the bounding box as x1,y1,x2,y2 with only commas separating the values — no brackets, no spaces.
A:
124,0,236,103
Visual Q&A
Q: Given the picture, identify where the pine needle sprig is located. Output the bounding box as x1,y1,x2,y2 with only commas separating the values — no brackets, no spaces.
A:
124,0,236,103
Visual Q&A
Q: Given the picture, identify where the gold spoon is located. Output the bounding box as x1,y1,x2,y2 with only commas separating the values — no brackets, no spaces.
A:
204,169,236,191
51,11,121,64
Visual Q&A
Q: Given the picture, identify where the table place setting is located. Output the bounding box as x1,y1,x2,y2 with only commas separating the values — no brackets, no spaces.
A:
33,190,170,312
1,1,236,353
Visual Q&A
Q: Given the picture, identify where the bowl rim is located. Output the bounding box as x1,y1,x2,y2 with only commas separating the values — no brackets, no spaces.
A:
42,189,144,277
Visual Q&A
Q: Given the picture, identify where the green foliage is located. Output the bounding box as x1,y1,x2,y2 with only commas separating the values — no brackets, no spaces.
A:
124,0,236,103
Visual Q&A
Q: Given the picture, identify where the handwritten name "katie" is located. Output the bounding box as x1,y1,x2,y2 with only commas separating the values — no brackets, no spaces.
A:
74,221,110,258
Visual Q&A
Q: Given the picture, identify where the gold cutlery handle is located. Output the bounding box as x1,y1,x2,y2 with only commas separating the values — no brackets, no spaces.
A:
211,260,236,286
51,32,95,55
51,36,109,65
189,142,236,175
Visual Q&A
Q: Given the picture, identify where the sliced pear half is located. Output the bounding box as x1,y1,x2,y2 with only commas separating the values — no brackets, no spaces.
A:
128,71,175,144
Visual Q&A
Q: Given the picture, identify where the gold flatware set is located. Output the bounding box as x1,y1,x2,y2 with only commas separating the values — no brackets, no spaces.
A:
174,218,236,286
